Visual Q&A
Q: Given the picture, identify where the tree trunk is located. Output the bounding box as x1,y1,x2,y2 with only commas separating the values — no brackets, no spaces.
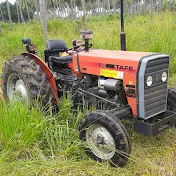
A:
81,0,86,14
25,0,31,21
6,0,12,27
81,0,87,23
150,0,153,22
0,5,4,22
131,0,134,19
55,0,59,17
112,0,117,14
143,0,146,15
101,0,106,15
39,0,48,40
107,0,111,14
19,2,25,23
16,2,20,23
70,0,75,20
34,0,40,20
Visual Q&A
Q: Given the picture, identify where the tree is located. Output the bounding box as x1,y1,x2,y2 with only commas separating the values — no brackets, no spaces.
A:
39,0,48,40
0,5,4,22
81,0,87,23
0,1,35,23
24,0,31,21
6,0,12,24
16,1,20,23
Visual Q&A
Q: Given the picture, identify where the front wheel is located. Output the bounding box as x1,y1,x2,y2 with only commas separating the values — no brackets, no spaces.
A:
79,111,131,167
167,88,176,127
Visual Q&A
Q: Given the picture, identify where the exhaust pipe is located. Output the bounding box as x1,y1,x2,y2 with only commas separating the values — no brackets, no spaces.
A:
120,0,126,51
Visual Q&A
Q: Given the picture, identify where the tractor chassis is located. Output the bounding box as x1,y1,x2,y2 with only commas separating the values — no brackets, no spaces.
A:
75,87,176,137
134,110,176,136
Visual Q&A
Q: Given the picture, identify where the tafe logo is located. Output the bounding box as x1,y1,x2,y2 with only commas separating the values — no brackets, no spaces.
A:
116,65,133,71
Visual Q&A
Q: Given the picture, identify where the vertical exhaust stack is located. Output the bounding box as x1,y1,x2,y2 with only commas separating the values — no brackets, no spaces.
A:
120,0,126,51
80,30,93,52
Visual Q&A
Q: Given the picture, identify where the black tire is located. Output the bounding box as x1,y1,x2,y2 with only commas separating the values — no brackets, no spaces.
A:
167,88,176,111
79,111,131,167
167,88,176,127
2,55,56,110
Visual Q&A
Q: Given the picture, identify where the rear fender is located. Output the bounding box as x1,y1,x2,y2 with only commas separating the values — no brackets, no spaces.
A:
22,53,58,103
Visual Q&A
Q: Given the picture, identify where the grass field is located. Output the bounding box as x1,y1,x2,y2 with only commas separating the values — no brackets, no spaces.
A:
0,12,176,176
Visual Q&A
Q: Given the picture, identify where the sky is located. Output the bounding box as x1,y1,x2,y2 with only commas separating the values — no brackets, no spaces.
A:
0,0,16,4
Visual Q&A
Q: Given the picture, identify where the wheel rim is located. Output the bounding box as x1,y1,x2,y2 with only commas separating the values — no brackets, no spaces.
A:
86,124,116,160
7,73,29,104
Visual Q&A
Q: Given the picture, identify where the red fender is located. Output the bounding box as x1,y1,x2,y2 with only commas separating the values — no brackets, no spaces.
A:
22,53,59,103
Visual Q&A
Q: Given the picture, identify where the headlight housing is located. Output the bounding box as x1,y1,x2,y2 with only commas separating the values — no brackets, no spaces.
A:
161,72,167,82
146,76,153,86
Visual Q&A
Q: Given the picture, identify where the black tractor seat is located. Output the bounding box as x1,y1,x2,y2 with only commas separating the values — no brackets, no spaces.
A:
49,55,72,64
44,39,68,63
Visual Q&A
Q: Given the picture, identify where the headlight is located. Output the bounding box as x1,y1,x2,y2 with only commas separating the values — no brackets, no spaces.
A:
161,72,167,82
146,76,153,86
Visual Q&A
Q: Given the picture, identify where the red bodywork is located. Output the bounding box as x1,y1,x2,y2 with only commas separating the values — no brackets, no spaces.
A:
21,50,155,116
72,49,153,116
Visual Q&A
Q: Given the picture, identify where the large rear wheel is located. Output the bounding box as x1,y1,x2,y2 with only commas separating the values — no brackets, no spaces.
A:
79,111,131,167
2,55,56,110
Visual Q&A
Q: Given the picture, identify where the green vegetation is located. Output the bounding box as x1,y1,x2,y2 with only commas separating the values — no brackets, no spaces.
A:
0,12,176,175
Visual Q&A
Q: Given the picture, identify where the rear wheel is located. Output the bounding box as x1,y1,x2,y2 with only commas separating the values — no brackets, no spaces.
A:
79,111,131,167
2,55,56,110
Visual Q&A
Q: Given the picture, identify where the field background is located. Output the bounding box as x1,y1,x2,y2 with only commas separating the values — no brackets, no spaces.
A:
0,13,176,176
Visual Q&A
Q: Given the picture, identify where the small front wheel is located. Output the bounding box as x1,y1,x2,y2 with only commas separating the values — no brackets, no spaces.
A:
167,88,176,127
79,111,131,167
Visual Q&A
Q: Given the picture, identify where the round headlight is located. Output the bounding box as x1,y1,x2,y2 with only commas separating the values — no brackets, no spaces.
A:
146,76,153,86
161,72,167,82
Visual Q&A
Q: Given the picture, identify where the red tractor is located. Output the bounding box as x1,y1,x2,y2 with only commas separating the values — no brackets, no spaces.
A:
1,1,176,167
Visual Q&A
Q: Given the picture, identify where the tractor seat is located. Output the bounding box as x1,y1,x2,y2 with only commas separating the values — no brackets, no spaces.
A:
44,39,68,63
49,55,72,64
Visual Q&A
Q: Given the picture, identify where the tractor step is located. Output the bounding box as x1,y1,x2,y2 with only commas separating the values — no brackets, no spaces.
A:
134,111,176,137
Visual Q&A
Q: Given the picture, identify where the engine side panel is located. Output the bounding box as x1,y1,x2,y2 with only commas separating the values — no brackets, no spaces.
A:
72,50,153,116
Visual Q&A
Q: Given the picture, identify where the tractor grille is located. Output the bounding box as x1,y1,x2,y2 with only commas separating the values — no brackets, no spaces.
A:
144,57,169,118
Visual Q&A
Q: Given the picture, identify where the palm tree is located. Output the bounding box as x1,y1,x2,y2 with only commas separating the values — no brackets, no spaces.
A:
24,0,31,21
107,0,111,14
39,0,48,40
17,0,31,21
81,0,87,23
150,0,153,21
0,5,4,22
16,1,20,23
6,0,12,22
70,0,75,20
6,0,12,28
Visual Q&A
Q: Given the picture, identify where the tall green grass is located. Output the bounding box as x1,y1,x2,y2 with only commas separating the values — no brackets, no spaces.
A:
41,98,84,160
0,102,43,150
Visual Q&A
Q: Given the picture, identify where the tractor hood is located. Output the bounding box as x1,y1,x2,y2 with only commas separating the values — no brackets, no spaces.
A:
75,49,154,76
